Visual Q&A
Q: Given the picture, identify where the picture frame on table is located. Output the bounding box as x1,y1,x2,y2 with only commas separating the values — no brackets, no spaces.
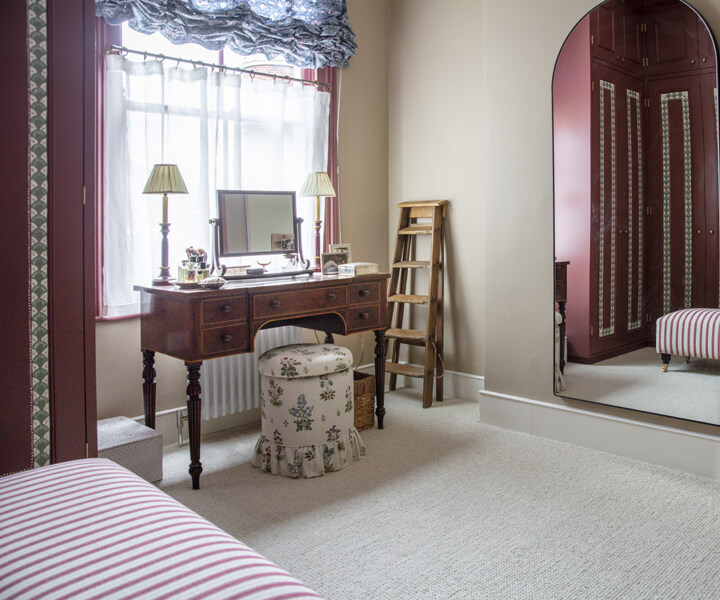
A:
329,243,352,262
321,251,349,275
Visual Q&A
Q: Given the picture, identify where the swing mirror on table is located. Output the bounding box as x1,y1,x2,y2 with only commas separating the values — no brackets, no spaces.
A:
553,0,720,426
212,190,313,279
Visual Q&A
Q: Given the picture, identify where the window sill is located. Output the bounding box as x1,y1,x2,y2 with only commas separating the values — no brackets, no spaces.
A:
96,313,140,323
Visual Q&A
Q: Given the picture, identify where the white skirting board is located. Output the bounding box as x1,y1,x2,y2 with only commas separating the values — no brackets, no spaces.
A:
479,390,720,481
402,368,484,401
132,407,260,448
365,363,720,480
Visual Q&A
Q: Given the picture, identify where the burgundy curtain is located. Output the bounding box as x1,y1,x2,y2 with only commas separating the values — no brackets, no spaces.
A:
302,66,339,251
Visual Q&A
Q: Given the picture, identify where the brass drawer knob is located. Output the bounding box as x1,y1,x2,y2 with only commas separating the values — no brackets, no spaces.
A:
221,304,233,314
359,289,370,297
711,230,716,235
359,312,370,320
697,229,702,235
270,300,281,308
222,334,233,343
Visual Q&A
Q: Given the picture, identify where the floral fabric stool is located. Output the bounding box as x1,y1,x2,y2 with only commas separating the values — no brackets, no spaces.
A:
252,343,366,478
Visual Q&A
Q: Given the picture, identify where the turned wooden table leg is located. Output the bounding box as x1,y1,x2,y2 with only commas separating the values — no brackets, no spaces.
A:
185,361,203,490
558,299,567,374
142,350,156,430
324,332,335,343
374,330,386,429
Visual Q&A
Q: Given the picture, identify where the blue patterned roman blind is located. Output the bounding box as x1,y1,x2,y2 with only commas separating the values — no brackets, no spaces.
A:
95,0,356,67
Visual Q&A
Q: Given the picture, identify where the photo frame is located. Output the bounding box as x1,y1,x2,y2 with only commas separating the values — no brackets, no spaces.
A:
329,243,352,262
321,251,349,275
270,232,296,252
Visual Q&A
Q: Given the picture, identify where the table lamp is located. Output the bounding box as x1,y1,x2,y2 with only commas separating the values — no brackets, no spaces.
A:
143,164,188,285
300,171,336,271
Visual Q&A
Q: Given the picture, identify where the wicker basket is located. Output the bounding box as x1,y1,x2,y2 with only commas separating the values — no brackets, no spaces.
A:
353,370,376,431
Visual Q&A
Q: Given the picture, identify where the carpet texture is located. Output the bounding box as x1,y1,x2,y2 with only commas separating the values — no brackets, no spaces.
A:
563,346,720,425
160,389,720,600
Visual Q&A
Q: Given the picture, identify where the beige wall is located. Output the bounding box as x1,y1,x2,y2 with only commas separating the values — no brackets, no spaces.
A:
96,0,390,419
388,0,485,375
322,0,390,361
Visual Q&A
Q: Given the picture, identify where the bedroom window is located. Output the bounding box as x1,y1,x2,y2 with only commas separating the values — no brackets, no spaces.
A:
99,24,332,318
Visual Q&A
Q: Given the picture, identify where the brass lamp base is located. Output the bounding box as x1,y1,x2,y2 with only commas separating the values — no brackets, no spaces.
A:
153,265,174,286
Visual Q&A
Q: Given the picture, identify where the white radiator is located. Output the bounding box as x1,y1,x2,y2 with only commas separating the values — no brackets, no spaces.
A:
201,326,301,420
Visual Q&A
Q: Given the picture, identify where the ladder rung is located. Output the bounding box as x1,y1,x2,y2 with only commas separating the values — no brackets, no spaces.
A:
386,328,428,342
398,225,432,235
384,362,425,378
397,200,449,208
389,294,429,305
393,261,430,269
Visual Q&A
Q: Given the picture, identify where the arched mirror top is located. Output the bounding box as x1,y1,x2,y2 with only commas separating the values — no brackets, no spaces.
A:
553,0,720,426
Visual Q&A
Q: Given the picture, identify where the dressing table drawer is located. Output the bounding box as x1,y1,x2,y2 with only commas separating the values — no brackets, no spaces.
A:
202,296,248,326
347,305,380,331
202,324,249,356
253,287,347,319
348,282,380,306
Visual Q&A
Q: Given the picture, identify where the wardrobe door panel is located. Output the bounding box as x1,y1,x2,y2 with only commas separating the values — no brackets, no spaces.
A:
591,66,647,357
646,4,699,78
647,75,707,313
700,71,719,307
591,0,643,73
1,0,33,475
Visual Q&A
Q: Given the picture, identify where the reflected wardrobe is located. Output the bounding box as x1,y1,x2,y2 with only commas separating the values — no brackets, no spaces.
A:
554,0,719,363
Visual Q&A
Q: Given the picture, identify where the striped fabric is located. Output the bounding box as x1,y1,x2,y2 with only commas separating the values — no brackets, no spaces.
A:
656,308,720,360
0,459,324,600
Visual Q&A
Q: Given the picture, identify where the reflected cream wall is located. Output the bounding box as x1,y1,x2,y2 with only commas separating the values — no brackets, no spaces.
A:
96,0,389,420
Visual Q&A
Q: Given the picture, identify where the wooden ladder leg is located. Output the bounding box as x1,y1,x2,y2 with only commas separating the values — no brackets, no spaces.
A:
389,235,412,391
422,206,443,408
388,207,411,391
435,219,445,403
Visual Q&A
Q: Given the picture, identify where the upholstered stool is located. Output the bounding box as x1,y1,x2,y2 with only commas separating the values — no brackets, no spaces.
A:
252,343,366,478
656,308,720,371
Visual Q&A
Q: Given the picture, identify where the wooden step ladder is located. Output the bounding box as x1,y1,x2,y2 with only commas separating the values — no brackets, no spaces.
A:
386,200,448,408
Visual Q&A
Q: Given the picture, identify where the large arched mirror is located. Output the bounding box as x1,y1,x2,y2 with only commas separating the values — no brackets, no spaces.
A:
553,0,720,425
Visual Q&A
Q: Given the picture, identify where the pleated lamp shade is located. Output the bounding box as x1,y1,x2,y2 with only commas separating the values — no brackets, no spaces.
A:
300,171,336,197
143,164,189,195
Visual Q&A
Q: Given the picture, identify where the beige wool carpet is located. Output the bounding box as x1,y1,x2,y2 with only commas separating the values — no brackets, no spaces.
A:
160,389,720,600
563,346,720,425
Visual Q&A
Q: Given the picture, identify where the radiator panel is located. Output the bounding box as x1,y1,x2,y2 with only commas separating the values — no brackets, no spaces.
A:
201,326,301,420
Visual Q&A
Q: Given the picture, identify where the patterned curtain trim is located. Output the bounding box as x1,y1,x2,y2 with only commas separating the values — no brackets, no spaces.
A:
95,0,356,68
28,0,51,467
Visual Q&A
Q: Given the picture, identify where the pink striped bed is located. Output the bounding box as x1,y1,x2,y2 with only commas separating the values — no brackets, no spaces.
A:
656,308,720,370
0,459,324,600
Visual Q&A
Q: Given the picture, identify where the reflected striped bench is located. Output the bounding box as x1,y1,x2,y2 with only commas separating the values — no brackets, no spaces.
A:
656,308,720,372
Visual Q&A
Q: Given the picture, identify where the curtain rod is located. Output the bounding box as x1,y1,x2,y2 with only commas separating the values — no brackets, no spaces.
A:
105,45,331,89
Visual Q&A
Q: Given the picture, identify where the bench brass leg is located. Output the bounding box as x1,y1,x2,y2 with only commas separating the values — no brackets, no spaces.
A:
661,353,671,373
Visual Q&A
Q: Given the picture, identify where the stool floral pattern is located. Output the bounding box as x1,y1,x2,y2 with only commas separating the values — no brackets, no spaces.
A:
288,394,314,431
253,343,365,478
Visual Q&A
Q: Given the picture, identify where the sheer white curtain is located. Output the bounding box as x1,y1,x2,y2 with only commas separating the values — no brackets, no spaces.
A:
103,54,329,316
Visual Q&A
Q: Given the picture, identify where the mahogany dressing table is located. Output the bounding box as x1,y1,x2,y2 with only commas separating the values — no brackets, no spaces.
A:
134,272,389,489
